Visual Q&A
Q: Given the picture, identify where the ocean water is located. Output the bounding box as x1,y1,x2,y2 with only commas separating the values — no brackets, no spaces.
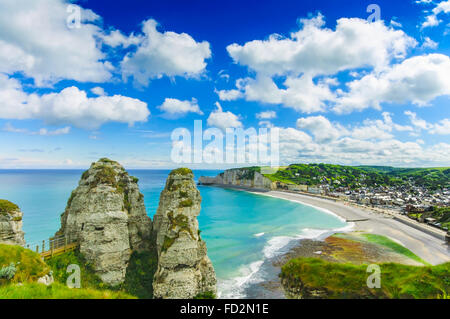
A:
0,169,348,298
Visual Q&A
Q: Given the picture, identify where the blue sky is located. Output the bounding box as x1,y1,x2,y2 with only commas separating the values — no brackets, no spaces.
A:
0,0,449,168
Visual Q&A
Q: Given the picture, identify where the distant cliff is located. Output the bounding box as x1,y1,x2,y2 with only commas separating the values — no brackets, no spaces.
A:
152,168,216,299
198,167,274,190
56,158,152,286
0,200,25,246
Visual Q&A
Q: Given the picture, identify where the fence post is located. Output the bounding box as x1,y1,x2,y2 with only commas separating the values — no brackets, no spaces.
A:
36,245,39,253
64,237,67,252
50,239,54,257
42,240,45,253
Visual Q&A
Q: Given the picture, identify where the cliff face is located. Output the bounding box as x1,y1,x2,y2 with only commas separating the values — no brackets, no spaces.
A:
152,168,216,299
199,168,274,190
56,158,152,286
0,200,25,246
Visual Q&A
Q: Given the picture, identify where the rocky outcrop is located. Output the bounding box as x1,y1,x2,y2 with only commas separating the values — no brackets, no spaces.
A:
199,168,274,190
0,200,25,246
152,168,216,299
56,158,152,286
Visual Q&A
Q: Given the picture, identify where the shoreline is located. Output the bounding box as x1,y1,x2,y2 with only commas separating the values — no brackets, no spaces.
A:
201,183,450,266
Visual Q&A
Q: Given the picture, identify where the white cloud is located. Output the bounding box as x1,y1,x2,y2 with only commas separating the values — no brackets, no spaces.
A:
420,0,450,28
296,116,343,143
120,19,211,86
91,87,106,96
421,37,438,49
0,0,112,86
421,14,441,29
158,98,203,119
219,75,335,113
334,54,450,113
256,111,277,120
405,111,450,135
226,14,416,77
3,123,71,136
207,102,242,131
430,119,450,134
101,29,142,48
0,74,150,129
220,14,417,113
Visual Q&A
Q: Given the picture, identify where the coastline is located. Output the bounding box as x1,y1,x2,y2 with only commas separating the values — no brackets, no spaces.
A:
204,183,450,266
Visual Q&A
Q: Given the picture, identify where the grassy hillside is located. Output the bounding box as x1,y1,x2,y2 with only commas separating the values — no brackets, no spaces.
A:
0,244,154,299
261,163,449,190
281,257,450,299
0,282,135,299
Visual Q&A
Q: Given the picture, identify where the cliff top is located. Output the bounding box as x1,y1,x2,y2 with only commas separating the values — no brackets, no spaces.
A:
0,199,19,215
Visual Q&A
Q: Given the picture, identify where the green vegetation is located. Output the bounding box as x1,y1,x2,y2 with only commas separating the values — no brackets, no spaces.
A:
94,165,117,186
361,234,429,265
0,199,19,215
194,291,216,299
170,168,193,176
162,236,176,252
180,198,193,207
121,250,158,299
0,244,49,284
261,163,449,190
0,282,135,299
45,250,104,289
281,257,450,299
98,158,118,164
419,206,450,230
235,167,261,180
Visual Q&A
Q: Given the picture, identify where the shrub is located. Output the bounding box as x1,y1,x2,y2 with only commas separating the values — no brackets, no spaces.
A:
180,199,193,208
121,250,158,299
0,263,17,280
194,291,216,299
0,282,135,299
0,200,19,215
0,244,50,284
170,168,193,176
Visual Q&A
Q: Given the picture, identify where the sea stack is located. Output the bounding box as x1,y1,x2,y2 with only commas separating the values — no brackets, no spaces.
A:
152,168,216,299
56,158,152,286
0,199,25,246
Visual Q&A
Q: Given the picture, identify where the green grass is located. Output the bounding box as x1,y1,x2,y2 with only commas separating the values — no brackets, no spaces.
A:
121,250,158,299
0,244,49,284
170,168,193,176
281,257,450,299
45,250,104,289
361,234,429,265
0,200,19,215
0,282,135,299
194,291,216,299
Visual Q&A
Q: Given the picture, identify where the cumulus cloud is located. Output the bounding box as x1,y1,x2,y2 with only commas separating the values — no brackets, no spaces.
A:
120,19,211,86
256,111,277,120
0,0,112,86
207,102,242,131
158,98,203,119
405,111,450,135
91,87,106,96
0,74,149,129
218,75,335,113
296,116,344,143
334,54,450,113
227,14,416,77
219,14,417,113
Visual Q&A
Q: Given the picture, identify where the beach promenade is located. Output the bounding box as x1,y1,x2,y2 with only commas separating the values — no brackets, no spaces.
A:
254,190,450,265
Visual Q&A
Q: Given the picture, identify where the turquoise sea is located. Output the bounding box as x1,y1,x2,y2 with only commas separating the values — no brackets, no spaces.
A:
0,169,348,298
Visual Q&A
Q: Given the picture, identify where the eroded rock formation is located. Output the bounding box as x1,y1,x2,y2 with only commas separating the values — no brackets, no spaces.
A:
198,168,274,190
152,168,216,299
0,200,25,246
56,158,152,286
